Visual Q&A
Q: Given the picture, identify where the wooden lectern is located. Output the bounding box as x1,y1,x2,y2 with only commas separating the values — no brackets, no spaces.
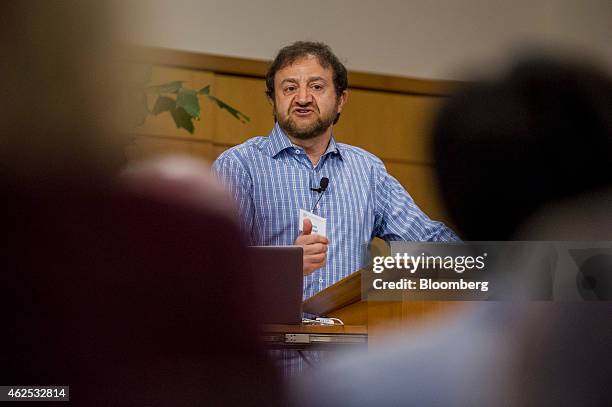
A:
262,237,461,348
303,269,461,345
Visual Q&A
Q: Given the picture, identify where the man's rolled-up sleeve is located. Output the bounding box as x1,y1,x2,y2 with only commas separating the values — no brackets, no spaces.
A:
372,160,459,242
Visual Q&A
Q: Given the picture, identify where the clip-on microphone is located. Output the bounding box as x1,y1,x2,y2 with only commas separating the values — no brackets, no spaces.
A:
311,177,329,212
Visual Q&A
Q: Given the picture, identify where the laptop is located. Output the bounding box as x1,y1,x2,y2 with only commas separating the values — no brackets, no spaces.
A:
248,246,303,324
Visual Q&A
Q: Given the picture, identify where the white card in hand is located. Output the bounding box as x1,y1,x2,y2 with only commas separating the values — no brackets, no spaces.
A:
298,209,327,237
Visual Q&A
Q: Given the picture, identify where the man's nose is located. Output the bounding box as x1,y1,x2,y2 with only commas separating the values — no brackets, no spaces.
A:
296,86,313,104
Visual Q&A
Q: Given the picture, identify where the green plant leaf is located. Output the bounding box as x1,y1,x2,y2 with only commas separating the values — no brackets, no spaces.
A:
210,97,250,122
148,81,183,94
176,88,200,119
129,82,248,134
199,85,249,122
170,107,195,134
151,96,176,115
208,94,250,122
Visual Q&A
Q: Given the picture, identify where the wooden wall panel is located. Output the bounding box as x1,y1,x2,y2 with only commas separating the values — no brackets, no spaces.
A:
126,135,213,163
211,144,230,161
334,89,443,164
211,75,275,146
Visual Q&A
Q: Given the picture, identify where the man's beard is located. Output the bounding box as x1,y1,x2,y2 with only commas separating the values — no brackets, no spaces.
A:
275,105,337,140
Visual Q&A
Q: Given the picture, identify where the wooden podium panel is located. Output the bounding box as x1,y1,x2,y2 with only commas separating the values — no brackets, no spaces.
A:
303,270,363,323
303,269,463,345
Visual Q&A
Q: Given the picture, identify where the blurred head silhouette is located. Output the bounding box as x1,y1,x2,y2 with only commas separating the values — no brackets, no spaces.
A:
1,1,127,185
432,56,612,406
2,2,282,405
433,56,612,240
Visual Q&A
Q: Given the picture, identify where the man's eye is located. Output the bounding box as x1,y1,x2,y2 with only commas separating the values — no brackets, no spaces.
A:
311,84,323,90
284,86,296,93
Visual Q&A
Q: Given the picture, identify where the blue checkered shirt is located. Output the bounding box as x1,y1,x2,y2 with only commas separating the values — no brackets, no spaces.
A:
213,123,459,299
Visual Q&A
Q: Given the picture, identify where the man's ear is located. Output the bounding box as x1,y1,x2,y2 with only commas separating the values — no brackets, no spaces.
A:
337,90,348,113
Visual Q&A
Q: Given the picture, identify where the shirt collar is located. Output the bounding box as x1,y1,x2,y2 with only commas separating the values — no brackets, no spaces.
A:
266,122,342,159
325,136,341,157
266,122,295,158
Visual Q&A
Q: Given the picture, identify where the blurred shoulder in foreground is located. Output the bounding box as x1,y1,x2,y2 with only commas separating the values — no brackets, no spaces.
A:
2,1,281,405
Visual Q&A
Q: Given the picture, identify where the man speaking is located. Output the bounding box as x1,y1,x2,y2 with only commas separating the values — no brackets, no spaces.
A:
213,41,458,299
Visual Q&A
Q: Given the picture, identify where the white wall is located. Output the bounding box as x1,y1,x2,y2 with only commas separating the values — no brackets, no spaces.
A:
121,0,612,80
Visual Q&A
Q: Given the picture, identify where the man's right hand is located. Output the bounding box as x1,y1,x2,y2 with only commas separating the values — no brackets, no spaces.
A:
294,218,328,276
